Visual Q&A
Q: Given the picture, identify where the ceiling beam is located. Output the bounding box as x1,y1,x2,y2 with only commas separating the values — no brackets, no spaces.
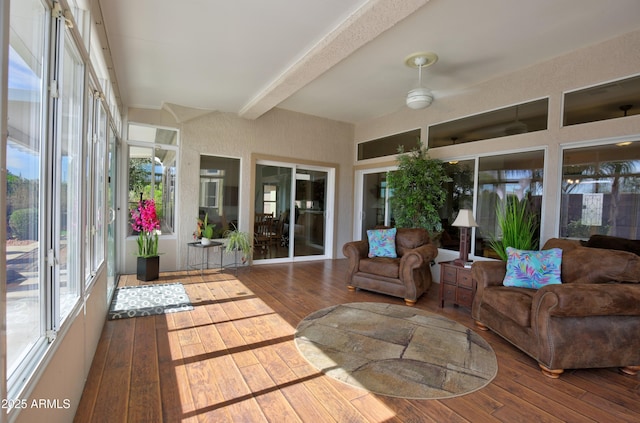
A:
238,0,430,120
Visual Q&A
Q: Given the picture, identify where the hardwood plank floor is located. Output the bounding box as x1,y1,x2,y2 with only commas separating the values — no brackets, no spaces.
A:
74,260,640,422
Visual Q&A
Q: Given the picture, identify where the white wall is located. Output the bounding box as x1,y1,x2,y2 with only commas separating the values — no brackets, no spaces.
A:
353,29,640,247
121,107,354,273
14,271,109,423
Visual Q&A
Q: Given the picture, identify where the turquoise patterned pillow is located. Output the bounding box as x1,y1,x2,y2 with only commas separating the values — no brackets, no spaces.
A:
367,228,397,258
503,247,563,289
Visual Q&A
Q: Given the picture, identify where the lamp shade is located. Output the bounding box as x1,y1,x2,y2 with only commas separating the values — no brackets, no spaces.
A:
406,87,433,109
452,209,478,228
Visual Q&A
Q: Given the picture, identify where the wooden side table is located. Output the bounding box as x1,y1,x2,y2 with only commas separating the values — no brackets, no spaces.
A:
439,261,475,309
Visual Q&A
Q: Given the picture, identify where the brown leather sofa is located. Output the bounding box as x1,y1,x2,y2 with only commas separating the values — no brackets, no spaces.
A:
472,238,640,378
342,228,438,306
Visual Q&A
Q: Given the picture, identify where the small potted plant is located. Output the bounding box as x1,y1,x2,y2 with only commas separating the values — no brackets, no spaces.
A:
196,213,216,246
224,224,252,264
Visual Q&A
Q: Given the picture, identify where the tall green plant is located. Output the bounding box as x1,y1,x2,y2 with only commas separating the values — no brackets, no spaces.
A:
488,196,538,261
387,145,450,233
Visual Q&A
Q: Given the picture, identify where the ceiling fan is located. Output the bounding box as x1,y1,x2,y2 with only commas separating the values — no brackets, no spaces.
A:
404,52,438,110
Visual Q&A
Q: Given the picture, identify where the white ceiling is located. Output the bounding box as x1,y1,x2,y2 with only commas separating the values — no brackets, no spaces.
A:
98,0,640,124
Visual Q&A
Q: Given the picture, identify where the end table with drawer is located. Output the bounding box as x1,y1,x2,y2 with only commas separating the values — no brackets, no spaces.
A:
439,261,476,309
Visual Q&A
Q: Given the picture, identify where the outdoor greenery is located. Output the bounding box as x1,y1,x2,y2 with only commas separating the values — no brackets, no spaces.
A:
387,144,450,233
488,196,539,261
9,208,38,240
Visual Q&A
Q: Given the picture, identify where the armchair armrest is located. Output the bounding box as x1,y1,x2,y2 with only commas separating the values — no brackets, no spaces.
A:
472,261,507,288
400,243,438,270
533,283,640,318
471,260,506,322
343,240,369,281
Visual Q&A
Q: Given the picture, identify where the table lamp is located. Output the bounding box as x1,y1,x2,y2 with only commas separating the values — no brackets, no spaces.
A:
451,209,478,266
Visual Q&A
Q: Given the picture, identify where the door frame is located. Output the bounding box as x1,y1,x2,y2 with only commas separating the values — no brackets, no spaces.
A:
251,154,336,263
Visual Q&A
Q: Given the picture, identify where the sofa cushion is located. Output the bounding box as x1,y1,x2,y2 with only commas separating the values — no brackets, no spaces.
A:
367,228,397,258
585,234,640,256
560,246,640,284
483,287,535,327
503,247,563,289
359,257,400,279
396,228,430,256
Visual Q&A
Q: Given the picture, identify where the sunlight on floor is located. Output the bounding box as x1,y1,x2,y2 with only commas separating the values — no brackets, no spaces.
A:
163,271,397,421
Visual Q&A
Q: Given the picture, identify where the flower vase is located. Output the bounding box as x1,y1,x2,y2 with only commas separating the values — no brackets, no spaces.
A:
201,238,212,246
137,256,160,281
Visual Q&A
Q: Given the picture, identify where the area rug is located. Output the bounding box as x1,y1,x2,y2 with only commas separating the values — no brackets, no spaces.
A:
294,302,498,399
108,282,193,320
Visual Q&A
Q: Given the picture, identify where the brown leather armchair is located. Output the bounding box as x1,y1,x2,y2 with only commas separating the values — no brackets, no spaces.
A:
472,238,640,378
342,228,438,306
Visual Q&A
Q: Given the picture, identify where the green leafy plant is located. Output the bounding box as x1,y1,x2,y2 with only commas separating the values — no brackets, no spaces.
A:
387,144,450,233
224,224,253,263
488,196,538,261
194,213,216,239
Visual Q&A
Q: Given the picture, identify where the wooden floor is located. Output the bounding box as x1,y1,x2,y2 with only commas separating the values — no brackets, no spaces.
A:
74,260,640,422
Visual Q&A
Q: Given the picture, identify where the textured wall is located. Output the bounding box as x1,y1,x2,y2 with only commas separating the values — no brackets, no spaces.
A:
124,107,354,272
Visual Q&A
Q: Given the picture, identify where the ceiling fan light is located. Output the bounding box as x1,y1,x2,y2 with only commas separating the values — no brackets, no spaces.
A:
406,87,433,109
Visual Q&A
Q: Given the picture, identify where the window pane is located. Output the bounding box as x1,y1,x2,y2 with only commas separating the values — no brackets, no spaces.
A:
440,160,475,250
6,0,46,376
361,172,392,239
475,151,544,258
93,103,107,271
58,31,84,322
199,155,240,234
357,129,420,160
560,141,640,239
159,148,176,234
128,123,178,145
128,146,154,235
428,99,549,148
563,76,640,126
128,146,176,235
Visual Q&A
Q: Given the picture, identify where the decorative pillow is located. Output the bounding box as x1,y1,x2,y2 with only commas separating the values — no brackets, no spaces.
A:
367,228,397,258
503,247,563,289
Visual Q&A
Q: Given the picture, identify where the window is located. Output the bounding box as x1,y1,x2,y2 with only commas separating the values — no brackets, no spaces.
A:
263,184,277,214
199,155,240,234
56,27,84,322
127,124,178,236
563,75,640,126
440,159,475,250
6,0,47,385
357,129,420,161
475,151,544,258
560,141,640,239
428,99,549,148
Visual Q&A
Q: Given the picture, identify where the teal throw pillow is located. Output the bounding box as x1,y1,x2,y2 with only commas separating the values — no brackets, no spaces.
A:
503,247,563,289
367,228,397,258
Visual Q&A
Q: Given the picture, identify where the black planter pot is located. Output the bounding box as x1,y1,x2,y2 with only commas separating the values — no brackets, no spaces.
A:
137,256,160,281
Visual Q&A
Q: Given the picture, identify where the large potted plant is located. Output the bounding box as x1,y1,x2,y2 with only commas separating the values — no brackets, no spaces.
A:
487,195,539,261
387,144,450,234
131,199,161,281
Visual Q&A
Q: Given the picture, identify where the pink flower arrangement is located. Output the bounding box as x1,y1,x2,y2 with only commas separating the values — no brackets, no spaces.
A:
131,199,160,257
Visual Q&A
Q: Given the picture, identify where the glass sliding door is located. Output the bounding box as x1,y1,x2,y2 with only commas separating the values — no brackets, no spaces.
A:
254,161,334,261
294,169,328,258
254,164,292,260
